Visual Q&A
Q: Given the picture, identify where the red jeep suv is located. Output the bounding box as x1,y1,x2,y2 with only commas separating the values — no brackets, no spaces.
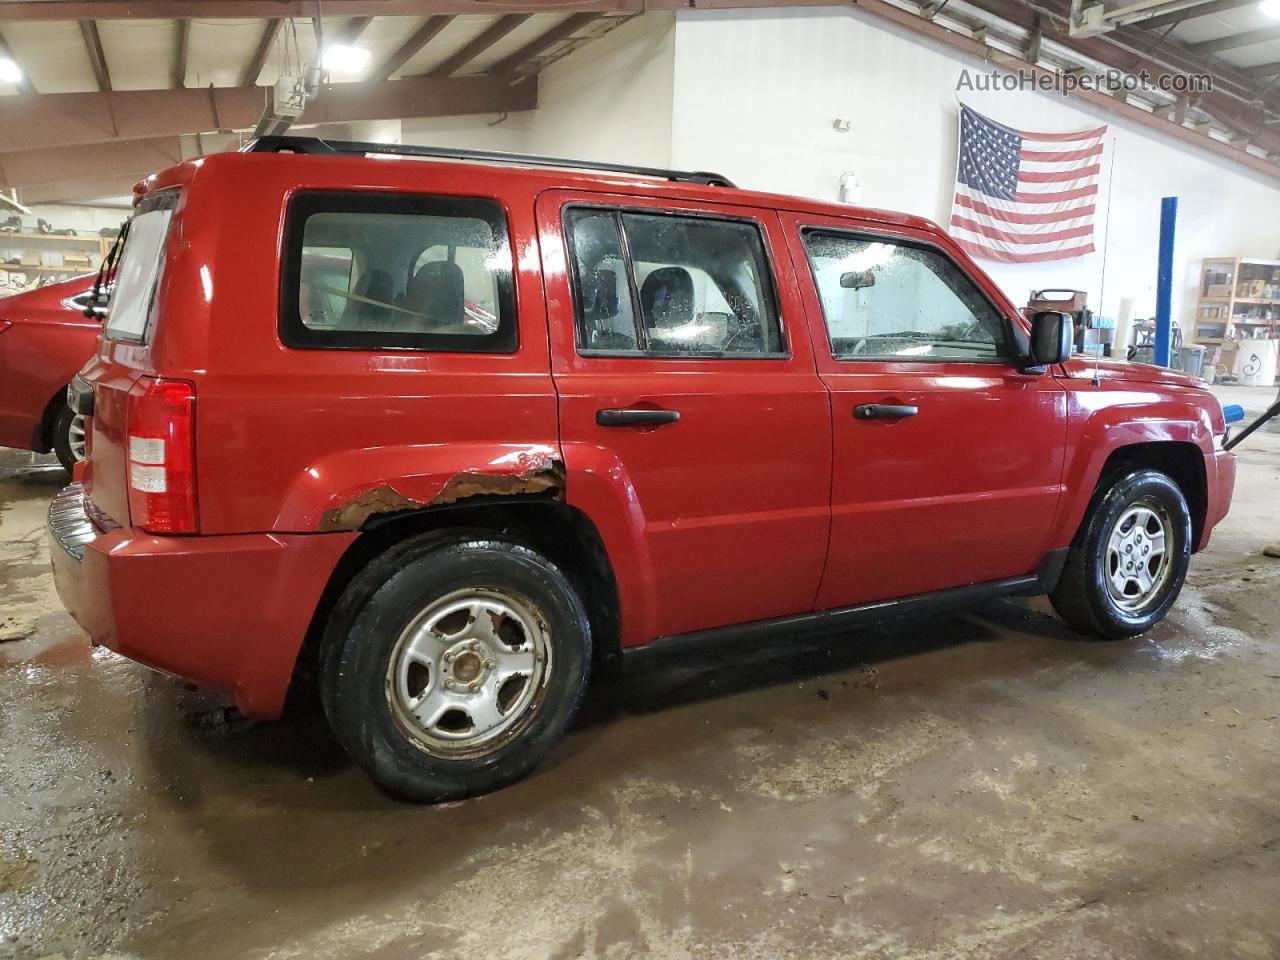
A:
49,138,1235,802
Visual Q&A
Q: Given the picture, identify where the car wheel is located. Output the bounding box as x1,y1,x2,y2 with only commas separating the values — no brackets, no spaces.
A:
320,532,592,803
1049,468,1192,640
52,402,87,473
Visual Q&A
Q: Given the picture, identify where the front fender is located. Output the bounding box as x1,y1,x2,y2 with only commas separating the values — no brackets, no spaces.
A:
273,441,564,532
1049,386,1216,550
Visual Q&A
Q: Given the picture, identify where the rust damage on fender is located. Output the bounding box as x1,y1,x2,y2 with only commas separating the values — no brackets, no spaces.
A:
318,460,566,532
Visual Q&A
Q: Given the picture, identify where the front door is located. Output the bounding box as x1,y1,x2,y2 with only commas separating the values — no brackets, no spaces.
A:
537,190,832,644
781,213,1068,609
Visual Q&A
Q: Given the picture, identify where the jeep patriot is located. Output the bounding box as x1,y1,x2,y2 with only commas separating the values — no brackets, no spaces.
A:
48,137,1235,801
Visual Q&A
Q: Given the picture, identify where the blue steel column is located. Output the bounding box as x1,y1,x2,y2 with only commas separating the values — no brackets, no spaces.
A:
1154,196,1178,368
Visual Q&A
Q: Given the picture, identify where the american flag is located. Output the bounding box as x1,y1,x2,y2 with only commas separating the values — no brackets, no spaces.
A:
950,104,1106,263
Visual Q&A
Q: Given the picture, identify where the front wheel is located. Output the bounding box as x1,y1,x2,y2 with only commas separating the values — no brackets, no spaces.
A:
320,533,592,803
1049,469,1192,640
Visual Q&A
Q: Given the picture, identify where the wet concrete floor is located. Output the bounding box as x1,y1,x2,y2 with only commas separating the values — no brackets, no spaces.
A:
1,384,1278,959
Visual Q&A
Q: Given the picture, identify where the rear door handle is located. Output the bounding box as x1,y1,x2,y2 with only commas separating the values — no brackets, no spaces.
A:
853,403,918,420
596,408,681,427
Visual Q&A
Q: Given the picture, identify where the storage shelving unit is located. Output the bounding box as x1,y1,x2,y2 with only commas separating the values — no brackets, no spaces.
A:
1193,257,1280,345
0,231,111,294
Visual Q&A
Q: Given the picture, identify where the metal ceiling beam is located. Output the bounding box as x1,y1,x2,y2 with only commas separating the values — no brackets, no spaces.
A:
337,16,373,44
488,12,600,74
173,18,188,88
79,20,111,92
1243,60,1280,78
846,0,1280,181
0,1,645,19
429,14,530,77
955,0,1280,155
0,136,184,189
1136,0,1257,31
0,74,537,154
242,17,282,86
370,15,453,81
0,29,34,94
1189,24,1280,55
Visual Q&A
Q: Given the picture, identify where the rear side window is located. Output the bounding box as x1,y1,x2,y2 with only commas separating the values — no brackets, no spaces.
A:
802,231,1009,361
281,191,516,352
104,191,179,342
565,207,785,357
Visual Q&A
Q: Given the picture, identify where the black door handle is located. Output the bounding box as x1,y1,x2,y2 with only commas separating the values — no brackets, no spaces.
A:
853,403,918,420
596,408,681,427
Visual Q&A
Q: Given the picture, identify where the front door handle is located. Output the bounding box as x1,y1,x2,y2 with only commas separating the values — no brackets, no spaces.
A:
853,403,918,420
596,408,681,427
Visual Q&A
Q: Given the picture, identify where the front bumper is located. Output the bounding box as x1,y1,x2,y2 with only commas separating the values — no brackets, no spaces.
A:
1199,450,1237,551
49,483,355,718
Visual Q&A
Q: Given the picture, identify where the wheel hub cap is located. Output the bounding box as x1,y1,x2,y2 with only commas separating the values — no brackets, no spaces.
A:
1104,498,1172,612
386,588,551,758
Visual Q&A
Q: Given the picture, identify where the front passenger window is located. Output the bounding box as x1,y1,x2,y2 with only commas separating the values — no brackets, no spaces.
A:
802,232,1009,361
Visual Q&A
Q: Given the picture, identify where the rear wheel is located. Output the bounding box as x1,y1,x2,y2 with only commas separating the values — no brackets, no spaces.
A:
1049,469,1192,639
52,402,86,473
320,532,591,802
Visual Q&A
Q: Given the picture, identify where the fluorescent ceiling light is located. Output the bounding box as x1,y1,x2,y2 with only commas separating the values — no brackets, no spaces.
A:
1263,0,1280,18
0,58,22,85
321,44,371,75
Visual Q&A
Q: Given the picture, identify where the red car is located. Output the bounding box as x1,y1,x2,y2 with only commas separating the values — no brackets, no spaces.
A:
0,275,99,471
49,138,1235,802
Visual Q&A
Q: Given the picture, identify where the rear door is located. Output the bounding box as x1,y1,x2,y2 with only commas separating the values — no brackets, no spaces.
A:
781,212,1068,609
82,189,180,525
537,190,832,642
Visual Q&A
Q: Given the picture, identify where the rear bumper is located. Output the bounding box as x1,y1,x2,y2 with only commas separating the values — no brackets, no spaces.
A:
49,483,355,718
1199,450,1236,551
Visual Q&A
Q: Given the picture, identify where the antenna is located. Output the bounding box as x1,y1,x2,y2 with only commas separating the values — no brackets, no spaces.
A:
1093,134,1118,386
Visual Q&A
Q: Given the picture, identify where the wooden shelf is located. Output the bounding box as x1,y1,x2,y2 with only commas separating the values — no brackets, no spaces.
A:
1194,256,1280,350
0,264,92,274
0,232,104,244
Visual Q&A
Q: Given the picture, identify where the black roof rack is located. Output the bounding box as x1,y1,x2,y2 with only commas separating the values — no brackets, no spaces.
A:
240,135,736,188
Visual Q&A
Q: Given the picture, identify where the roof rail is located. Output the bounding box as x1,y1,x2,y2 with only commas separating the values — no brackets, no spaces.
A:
240,135,737,188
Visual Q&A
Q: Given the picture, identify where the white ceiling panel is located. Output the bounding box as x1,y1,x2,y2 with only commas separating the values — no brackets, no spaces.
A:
186,18,264,89
99,20,174,91
2,21,97,93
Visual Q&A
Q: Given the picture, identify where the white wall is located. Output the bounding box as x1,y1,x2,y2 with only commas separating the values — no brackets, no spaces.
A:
401,14,676,166
669,6,1280,327
521,13,675,167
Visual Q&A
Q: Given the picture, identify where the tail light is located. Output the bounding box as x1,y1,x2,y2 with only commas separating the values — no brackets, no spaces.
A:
126,377,197,534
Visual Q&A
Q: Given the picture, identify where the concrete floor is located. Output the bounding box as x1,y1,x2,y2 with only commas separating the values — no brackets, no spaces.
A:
1,385,1278,960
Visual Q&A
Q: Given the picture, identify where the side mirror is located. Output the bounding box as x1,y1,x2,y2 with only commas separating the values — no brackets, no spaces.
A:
1026,310,1073,370
840,270,876,290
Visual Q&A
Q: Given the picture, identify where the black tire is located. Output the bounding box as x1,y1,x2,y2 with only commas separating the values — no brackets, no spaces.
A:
51,402,82,474
320,532,592,803
1049,468,1192,640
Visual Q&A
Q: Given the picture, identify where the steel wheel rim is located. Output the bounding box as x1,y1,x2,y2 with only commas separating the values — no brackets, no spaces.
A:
1104,497,1172,612
68,414,87,462
385,587,552,759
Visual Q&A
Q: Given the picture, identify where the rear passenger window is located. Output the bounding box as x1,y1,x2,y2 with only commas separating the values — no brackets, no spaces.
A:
281,192,516,352
566,207,784,357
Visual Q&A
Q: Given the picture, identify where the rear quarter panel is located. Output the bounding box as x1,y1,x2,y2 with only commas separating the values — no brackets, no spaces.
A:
145,156,559,535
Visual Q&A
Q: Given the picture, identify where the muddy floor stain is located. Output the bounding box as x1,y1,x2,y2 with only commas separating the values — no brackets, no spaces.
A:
1,387,1279,959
